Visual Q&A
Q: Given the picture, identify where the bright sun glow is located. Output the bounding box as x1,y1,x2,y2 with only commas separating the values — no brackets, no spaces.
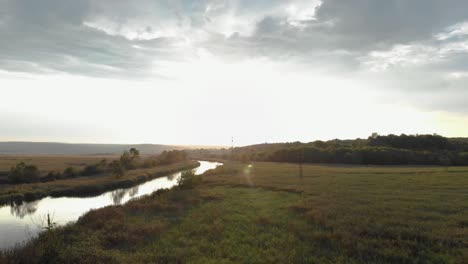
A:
1,52,467,146
1,0,468,145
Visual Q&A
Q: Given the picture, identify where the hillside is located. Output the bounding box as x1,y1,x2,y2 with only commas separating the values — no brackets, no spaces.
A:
0,142,185,155
190,134,468,166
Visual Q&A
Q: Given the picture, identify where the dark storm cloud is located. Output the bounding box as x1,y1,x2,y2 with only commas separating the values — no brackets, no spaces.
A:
233,0,468,57
2,0,468,75
194,0,468,82
0,0,192,78
316,0,468,47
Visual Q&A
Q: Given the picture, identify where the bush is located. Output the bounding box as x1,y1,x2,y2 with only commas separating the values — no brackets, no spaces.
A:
46,171,62,181
177,170,201,189
8,162,41,183
63,167,78,178
111,160,125,178
81,161,108,176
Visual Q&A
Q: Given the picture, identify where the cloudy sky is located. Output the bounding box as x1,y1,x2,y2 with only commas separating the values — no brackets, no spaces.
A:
1,0,468,146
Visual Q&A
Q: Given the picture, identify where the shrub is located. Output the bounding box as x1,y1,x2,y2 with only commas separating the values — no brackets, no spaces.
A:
110,160,125,178
8,162,41,183
81,162,107,176
177,170,201,189
46,171,62,181
63,167,78,178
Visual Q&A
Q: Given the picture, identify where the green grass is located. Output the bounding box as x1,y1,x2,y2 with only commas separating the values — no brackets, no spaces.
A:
0,161,199,205
2,162,467,263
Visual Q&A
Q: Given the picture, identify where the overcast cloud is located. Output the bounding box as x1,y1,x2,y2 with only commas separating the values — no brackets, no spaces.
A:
1,0,468,144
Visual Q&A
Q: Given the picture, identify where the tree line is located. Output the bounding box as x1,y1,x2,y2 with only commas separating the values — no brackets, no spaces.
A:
7,149,189,184
191,134,468,166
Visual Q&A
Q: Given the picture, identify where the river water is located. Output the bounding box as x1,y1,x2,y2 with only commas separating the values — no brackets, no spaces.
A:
0,161,221,250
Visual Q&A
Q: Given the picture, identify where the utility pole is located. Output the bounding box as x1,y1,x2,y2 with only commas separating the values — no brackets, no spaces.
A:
298,147,304,179
297,146,305,261
231,136,234,161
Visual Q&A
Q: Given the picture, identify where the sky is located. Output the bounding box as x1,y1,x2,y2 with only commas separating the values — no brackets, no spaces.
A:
1,0,468,146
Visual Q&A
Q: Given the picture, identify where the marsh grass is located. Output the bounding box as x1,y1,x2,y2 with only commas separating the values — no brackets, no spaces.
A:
0,155,118,176
2,161,467,263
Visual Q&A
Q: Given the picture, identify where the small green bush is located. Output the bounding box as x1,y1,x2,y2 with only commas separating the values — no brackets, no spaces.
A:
177,170,201,189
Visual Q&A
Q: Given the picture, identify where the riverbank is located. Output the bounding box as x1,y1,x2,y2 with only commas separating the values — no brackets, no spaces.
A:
2,161,467,263
0,155,119,183
0,161,199,205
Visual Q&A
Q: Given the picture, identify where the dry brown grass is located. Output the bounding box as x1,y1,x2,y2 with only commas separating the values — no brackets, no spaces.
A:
0,155,119,173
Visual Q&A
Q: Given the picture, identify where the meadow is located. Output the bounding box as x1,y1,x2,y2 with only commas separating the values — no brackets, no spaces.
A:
1,161,467,263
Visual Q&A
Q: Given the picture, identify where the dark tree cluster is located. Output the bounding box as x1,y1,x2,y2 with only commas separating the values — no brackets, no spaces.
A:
111,148,141,178
368,134,454,151
266,146,467,166
191,134,468,166
8,162,41,183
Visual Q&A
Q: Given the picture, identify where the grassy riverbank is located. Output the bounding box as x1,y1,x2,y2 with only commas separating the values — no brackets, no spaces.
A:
2,162,467,263
0,161,199,205
0,155,119,182
0,155,119,173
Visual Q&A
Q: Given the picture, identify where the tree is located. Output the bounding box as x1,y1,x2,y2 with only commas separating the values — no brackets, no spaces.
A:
111,160,125,178
9,162,41,183
119,151,132,169
129,148,140,159
119,148,140,170
129,148,140,168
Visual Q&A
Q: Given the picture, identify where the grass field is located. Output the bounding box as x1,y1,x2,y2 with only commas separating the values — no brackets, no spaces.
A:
2,161,467,263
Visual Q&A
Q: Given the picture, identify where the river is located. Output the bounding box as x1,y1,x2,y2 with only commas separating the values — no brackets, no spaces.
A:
0,161,221,250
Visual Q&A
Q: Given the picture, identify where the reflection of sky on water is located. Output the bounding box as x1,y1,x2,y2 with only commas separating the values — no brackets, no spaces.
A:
0,161,221,249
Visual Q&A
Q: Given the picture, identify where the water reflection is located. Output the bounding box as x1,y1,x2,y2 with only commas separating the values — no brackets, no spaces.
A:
167,173,176,181
110,189,127,205
110,185,141,205
0,161,222,250
10,201,39,219
129,186,139,197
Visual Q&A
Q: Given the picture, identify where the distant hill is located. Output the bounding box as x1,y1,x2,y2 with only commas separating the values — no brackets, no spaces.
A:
0,142,186,155
190,135,468,166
